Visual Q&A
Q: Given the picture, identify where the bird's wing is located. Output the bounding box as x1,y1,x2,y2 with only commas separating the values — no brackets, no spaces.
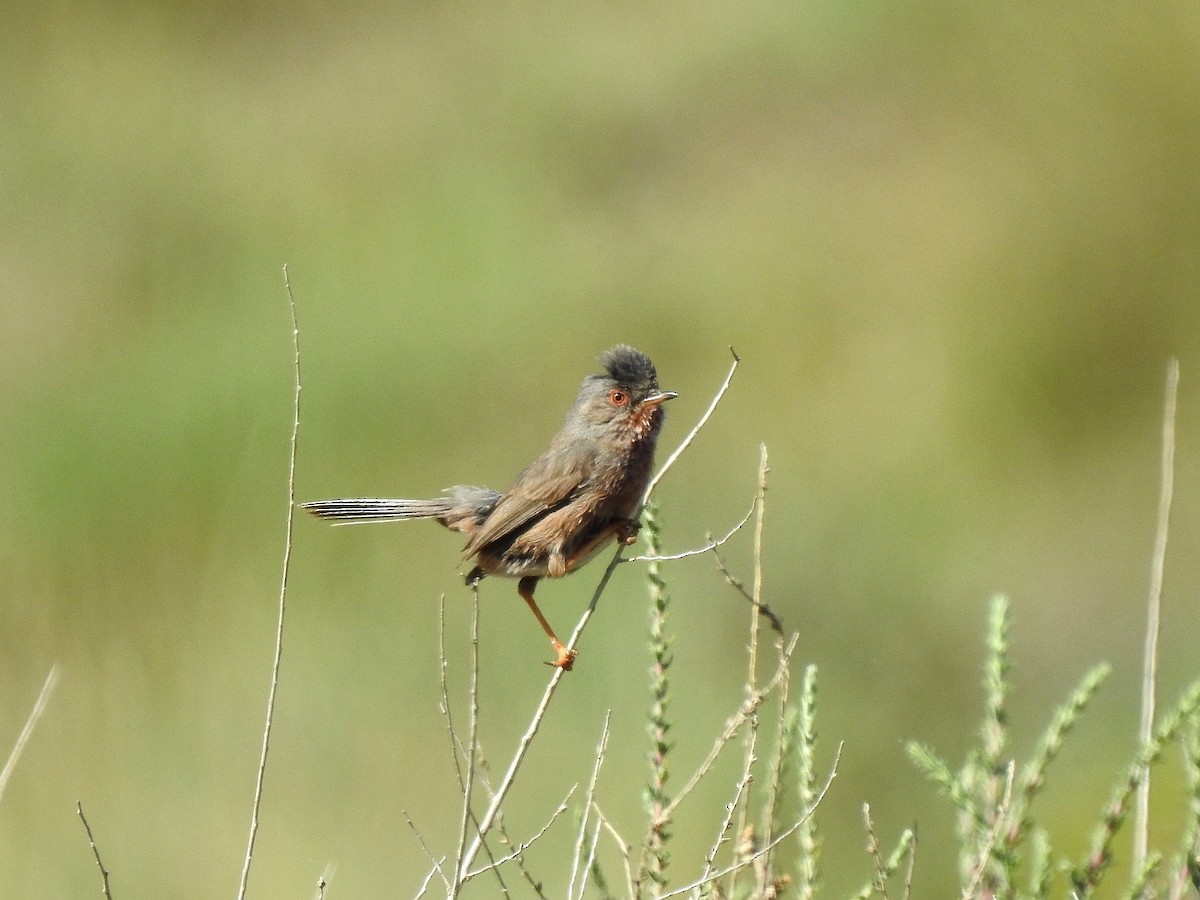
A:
462,444,594,557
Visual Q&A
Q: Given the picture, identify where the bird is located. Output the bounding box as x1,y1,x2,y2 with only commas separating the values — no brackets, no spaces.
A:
302,345,677,670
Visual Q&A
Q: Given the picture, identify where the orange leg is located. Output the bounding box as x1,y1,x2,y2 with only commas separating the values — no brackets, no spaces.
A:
518,576,576,671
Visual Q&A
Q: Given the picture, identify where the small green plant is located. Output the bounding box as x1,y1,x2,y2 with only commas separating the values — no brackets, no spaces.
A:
907,595,1200,899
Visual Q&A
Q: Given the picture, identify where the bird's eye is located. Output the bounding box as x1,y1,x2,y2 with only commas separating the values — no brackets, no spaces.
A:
609,389,630,407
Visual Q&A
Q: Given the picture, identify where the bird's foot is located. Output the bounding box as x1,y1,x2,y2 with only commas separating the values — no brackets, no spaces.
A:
614,518,641,546
545,641,578,672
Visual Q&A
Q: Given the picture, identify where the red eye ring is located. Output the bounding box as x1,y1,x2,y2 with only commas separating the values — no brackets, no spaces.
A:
609,389,630,407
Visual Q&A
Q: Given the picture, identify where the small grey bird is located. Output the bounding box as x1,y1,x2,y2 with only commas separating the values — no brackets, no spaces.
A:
303,345,676,669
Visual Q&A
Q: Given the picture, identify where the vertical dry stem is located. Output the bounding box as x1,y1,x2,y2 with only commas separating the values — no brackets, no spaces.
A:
1136,358,1178,871
237,265,302,900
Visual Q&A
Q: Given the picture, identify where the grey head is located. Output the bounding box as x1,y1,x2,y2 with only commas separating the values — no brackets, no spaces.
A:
565,345,677,435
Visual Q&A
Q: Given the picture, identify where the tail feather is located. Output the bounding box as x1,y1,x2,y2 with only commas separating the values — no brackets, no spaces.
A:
301,486,501,534
300,497,453,524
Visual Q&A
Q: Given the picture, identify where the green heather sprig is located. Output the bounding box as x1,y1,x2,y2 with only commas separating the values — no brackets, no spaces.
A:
795,664,821,898
908,596,1114,896
853,804,916,900
1070,680,1200,896
641,501,673,890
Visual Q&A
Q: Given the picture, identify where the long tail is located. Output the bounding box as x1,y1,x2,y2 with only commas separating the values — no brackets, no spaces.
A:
300,497,455,524
301,485,501,532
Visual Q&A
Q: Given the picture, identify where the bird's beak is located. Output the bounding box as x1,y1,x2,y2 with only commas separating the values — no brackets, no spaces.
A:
643,390,678,406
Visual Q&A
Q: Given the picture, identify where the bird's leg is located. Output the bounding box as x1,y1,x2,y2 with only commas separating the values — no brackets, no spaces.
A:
517,576,576,671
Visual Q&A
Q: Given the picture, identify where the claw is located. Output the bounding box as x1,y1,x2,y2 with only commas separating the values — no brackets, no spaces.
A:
615,518,641,545
546,642,578,672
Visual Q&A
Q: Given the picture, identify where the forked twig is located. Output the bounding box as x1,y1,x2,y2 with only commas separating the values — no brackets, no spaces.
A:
457,559,615,875
237,264,302,900
405,810,451,891
0,663,60,804
462,788,575,882
568,714,612,900
591,801,635,890
664,634,799,820
661,743,841,900
77,801,114,900
621,496,756,564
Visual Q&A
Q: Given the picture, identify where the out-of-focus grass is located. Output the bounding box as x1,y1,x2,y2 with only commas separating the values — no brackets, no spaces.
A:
2,2,1199,896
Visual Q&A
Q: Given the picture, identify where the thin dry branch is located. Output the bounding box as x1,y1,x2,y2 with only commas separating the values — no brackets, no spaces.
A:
696,747,757,894
414,856,449,899
621,496,756,564
314,863,336,900
664,633,799,820
568,714,612,900
1136,357,1179,872
237,264,302,900
710,547,785,636
462,788,576,882
729,446,770,897
591,801,635,893
438,594,469,786
758,634,793,886
457,565,609,875
0,663,60,804
451,588,484,895
405,810,451,892
863,803,888,900
661,743,841,900
643,347,740,503
77,801,114,900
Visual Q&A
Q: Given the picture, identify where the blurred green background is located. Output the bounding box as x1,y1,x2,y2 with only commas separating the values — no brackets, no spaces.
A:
3,2,1200,896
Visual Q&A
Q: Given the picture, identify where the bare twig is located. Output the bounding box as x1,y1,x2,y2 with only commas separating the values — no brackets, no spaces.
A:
902,828,917,900
730,445,770,896
662,744,841,900
462,788,576,882
710,547,785,636
621,496,756,564
863,804,888,900
414,856,448,899
77,801,114,900
749,444,769,668
664,634,799,820
579,817,605,900
451,587,484,895
568,714,612,900
1136,358,1178,873
438,595,469,784
404,810,451,891
314,863,335,900
759,634,792,887
697,751,757,895
643,347,740,503
0,663,60,804
458,557,615,874
591,801,635,893
237,264,302,900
